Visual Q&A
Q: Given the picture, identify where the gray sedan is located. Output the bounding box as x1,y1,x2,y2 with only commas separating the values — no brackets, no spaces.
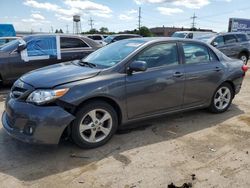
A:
2,37,248,148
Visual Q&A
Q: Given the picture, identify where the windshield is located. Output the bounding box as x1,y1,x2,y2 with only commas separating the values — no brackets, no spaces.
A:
195,34,215,43
104,35,115,43
0,39,20,51
83,39,145,68
172,32,188,38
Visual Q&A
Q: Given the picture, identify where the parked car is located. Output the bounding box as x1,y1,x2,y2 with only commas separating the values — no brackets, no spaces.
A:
0,34,101,85
104,34,141,44
2,38,248,148
0,37,20,47
87,34,107,46
172,31,215,39
197,32,250,64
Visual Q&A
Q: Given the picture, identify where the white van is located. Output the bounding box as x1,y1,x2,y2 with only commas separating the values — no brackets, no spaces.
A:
171,31,215,39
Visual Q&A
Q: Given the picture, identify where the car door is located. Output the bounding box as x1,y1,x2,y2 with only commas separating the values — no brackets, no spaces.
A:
60,37,93,62
8,36,58,80
181,42,224,108
125,42,185,119
213,35,238,57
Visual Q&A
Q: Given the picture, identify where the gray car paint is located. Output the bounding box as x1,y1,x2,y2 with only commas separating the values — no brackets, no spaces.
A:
2,38,245,145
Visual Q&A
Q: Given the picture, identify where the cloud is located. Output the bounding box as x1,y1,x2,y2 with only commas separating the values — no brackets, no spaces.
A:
134,0,210,9
31,13,45,20
119,14,133,21
119,9,137,21
157,7,183,15
23,0,113,20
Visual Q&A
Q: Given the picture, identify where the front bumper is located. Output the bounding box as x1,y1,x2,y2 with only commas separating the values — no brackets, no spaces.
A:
2,98,75,145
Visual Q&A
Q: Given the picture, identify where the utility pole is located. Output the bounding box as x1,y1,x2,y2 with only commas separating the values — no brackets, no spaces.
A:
191,13,197,30
66,24,69,33
138,7,141,32
89,17,94,30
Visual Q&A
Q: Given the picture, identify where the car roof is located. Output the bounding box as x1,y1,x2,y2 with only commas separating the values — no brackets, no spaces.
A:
124,37,209,44
113,34,141,37
0,36,20,39
174,31,213,34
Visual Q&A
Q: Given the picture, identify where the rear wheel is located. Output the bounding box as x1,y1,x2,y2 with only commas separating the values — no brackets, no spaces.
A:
71,101,118,148
209,83,233,113
239,52,248,64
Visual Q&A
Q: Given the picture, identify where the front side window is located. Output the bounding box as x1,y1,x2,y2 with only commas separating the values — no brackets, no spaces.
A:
224,35,237,44
26,36,57,58
60,37,89,49
213,36,224,46
134,43,179,68
183,43,210,64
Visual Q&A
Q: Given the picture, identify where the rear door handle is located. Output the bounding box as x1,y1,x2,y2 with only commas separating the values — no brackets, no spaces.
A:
173,72,184,77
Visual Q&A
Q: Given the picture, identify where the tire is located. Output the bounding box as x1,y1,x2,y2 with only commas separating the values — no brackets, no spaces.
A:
239,52,248,65
0,75,3,88
71,101,118,149
208,83,233,113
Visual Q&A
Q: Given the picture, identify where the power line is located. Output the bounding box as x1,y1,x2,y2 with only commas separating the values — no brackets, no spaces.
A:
89,17,94,30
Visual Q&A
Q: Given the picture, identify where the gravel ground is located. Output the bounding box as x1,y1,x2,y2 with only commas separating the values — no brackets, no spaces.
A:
0,71,250,188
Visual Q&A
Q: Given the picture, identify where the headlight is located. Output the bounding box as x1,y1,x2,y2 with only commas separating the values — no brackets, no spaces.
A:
26,88,69,105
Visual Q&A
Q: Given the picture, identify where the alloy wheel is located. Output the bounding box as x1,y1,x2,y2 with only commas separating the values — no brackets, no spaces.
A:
240,55,248,64
79,109,113,143
214,86,231,110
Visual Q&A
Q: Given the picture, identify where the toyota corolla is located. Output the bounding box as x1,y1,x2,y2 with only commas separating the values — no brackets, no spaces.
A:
2,38,248,148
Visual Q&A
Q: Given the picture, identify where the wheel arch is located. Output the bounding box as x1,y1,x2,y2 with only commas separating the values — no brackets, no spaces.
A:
220,80,236,97
239,50,249,58
74,96,123,126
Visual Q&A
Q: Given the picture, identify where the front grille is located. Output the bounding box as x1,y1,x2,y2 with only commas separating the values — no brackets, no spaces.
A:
11,87,28,99
10,80,34,100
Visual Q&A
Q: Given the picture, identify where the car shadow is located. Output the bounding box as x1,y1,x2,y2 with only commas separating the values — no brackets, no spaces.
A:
0,103,244,181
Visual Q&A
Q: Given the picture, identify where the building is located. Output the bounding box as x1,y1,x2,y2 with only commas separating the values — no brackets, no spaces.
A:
150,26,214,37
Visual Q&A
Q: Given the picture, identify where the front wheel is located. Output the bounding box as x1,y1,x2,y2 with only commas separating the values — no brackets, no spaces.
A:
209,83,233,113
71,101,118,149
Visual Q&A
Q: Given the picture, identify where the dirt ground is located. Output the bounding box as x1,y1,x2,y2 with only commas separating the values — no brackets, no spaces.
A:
0,72,250,188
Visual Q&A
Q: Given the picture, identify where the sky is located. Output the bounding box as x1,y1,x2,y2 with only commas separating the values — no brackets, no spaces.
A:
1,0,250,33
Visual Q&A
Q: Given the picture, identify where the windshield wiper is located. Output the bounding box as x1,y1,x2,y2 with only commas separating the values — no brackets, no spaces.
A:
78,60,96,68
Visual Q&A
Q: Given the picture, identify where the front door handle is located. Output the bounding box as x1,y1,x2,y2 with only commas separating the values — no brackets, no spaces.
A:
214,67,222,72
173,72,184,77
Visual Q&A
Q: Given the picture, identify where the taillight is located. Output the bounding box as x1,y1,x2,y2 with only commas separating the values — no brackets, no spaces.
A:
242,65,249,72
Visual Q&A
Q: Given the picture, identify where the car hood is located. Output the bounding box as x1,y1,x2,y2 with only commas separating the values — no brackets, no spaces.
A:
20,61,101,88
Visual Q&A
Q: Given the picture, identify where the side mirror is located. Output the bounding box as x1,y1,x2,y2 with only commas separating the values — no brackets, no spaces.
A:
17,43,26,52
212,42,218,47
128,61,147,74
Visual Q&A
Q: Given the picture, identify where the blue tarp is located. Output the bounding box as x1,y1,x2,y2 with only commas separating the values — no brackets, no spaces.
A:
26,36,57,57
0,24,16,37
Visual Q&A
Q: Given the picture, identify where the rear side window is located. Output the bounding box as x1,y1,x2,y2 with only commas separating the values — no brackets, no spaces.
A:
224,35,237,44
135,43,179,68
182,43,210,64
60,37,89,49
236,34,248,42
